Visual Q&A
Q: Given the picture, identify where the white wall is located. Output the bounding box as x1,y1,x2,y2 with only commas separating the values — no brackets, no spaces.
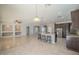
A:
0,5,2,36
0,4,79,36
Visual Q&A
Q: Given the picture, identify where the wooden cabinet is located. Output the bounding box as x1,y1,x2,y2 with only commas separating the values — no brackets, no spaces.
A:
71,9,79,29
66,35,79,52
66,9,79,52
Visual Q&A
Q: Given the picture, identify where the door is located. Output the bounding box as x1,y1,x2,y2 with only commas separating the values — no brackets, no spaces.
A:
56,28,62,38
26,26,30,36
33,26,40,36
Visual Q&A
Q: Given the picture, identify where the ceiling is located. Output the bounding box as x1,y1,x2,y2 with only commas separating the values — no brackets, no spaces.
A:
0,4,79,25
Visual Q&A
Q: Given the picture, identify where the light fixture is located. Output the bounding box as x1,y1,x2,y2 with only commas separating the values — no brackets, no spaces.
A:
45,4,52,7
15,19,22,24
34,5,40,22
34,16,40,22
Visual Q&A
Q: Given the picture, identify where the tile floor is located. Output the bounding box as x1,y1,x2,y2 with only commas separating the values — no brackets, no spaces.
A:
0,36,79,55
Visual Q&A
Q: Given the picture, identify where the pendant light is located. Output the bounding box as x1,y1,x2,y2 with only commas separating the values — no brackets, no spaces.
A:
34,5,40,22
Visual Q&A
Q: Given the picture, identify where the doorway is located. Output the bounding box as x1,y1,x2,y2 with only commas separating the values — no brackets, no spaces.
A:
56,28,63,38
33,26,40,36
26,26,30,36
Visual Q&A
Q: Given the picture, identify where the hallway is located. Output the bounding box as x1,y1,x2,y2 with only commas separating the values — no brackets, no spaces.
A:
0,36,79,55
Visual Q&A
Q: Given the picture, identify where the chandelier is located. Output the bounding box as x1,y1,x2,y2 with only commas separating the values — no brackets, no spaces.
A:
34,5,40,22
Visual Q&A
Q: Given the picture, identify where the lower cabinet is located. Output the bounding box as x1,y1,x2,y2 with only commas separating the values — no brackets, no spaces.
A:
66,35,79,52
